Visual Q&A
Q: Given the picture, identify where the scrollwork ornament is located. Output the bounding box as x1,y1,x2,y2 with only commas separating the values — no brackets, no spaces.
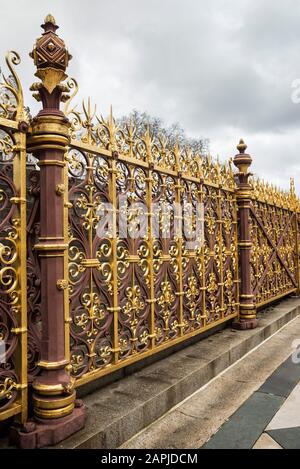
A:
0,51,24,120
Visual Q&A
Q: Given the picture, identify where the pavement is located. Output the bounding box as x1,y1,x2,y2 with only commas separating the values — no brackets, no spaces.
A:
204,354,300,449
121,312,300,449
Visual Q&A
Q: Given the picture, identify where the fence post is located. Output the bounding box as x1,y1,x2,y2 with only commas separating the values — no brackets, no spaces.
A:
232,139,258,329
11,15,86,449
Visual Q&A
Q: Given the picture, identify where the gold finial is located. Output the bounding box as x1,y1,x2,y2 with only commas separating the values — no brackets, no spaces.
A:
233,138,252,176
174,136,181,170
237,138,247,154
44,14,56,25
109,104,113,125
41,14,59,34
290,177,295,196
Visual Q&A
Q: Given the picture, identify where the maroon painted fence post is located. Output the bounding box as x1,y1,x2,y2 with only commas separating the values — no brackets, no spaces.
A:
11,15,86,448
232,139,258,329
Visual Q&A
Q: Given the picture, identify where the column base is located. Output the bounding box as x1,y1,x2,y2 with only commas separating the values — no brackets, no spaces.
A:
10,400,86,449
232,318,259,330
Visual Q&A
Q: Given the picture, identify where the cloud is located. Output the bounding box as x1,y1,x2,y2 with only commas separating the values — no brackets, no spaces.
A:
1,0,300,191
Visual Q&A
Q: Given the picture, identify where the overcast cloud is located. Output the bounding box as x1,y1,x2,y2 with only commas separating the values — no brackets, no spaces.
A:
1,0,300,191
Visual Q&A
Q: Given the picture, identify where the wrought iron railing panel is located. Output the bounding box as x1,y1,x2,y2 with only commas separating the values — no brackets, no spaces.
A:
0,52,28,423
250,180,298,308
65,95,239,386
67,148,114,377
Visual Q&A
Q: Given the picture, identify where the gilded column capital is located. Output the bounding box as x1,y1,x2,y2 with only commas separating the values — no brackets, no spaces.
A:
27,115,70,153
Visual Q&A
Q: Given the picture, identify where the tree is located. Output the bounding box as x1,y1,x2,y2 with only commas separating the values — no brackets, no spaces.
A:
117,109,209,156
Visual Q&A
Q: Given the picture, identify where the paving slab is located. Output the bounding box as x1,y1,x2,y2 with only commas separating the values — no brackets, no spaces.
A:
203,392,284,449
267,381,300,430
267,427,300,449
258,356,300,398
252,433,282,449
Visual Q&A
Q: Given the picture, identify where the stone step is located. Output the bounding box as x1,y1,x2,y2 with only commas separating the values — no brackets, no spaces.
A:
53,297,300,449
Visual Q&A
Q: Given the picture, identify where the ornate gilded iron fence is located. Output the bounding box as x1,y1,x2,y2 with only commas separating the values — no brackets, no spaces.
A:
0,52,28,424
1,17,300,447
65,92,239,386
250,179,299,308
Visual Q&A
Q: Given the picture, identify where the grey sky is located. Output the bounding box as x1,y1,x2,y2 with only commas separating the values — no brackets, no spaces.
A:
1,0,300,191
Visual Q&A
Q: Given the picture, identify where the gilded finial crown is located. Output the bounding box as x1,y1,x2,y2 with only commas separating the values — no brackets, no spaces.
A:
41,14,58,33
45,14,56,25
30,15,72,96
31,15,72,72
290,177,295,196
233,138,252,178
237,139,247,154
